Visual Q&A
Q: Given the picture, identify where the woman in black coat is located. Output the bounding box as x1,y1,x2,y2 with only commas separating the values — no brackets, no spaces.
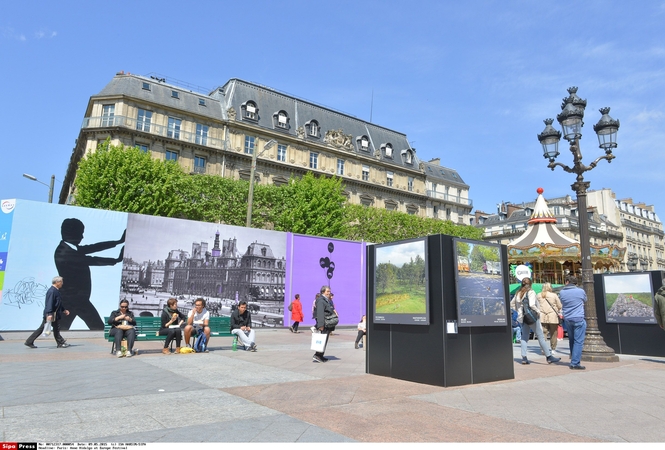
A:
159,297,186,354
108,299,137,357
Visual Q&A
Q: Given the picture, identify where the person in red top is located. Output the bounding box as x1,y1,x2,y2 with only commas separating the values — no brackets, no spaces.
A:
289,294,304,333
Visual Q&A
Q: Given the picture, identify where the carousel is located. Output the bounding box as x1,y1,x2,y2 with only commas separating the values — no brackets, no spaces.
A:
507,188,625,284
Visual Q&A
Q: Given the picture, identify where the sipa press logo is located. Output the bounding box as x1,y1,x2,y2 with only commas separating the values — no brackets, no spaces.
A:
1,199,16,214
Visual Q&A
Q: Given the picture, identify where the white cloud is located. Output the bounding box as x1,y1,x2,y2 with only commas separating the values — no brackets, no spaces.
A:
35,29,57,39
1,27,26,41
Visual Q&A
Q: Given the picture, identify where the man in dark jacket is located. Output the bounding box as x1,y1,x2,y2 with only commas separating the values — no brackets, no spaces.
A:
231,301,257,351
25,276,70,348
313,285,335,363
655,285,665,330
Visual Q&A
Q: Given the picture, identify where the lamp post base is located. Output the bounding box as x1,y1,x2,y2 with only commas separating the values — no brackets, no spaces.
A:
581,333,619,362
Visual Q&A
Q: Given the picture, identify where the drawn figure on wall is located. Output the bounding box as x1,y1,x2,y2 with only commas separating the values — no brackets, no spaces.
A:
54,218,125,330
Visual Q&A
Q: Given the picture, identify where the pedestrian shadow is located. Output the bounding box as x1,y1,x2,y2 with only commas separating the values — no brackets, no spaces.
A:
639,358,665,364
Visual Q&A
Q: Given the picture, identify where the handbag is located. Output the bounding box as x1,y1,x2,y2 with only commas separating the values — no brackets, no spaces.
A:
324,312,339,328
116,320,134,331
521,291,539,325
311,331,328,353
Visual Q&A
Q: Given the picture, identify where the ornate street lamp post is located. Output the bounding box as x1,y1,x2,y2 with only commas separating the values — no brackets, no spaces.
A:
537,87,620,362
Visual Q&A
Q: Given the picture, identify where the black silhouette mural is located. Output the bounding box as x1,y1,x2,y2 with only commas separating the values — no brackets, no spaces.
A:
54,218,125,330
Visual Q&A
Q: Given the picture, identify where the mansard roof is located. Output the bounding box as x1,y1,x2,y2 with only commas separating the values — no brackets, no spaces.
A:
212,78,421,172
421,160,469,187
93,73,224,121
243,242,276,259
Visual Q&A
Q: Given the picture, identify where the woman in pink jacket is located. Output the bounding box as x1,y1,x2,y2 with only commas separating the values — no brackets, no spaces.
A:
289,294,304,333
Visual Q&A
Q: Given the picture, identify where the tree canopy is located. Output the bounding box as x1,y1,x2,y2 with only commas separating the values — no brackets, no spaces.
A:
73,140,483,244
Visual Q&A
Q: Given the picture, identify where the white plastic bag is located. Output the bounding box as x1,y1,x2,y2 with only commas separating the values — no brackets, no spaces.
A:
41,320,52,338
311,332,328,353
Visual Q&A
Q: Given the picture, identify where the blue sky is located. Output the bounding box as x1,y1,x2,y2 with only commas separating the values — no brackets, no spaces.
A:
2,1,664,223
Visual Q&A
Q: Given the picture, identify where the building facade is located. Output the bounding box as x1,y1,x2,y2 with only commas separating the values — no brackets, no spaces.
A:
475,188,663,272
60,72,473,223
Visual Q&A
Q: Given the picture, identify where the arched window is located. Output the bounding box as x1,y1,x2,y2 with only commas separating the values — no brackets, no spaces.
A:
381,143,393,158
273,110,290,130
305,120,320,138
356,135,370,151
241,101,259,121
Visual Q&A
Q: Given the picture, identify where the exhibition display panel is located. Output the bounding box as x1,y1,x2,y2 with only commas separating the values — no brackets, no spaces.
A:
367,234,514,388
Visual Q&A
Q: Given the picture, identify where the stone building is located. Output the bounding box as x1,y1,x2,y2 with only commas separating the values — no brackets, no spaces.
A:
60,72,472,223
162,233,285,303
475,188,663,272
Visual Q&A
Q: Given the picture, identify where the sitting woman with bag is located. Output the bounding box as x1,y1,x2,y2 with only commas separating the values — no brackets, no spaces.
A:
108,299,137,357
509,277,561,365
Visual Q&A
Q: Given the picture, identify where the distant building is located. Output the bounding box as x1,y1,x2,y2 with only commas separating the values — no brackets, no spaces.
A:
475,188,663,272
60,72,473,224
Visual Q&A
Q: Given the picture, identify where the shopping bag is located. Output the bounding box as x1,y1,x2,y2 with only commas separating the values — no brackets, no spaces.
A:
311,332,328,353
41,320,52,338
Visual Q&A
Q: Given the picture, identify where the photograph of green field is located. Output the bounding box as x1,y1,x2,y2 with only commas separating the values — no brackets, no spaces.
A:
375,284,427,314
375,240,427,315
603,273,655,323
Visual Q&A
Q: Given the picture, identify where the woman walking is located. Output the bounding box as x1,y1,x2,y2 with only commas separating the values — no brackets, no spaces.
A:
537,283,563,352
510,278,561,365
289,294,304,333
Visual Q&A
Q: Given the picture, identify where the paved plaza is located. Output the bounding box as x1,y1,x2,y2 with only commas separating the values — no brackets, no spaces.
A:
1,327,664,443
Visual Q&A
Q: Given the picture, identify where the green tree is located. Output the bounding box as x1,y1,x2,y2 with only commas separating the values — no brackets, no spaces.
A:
74,139,187,216
273,173,346,237
376,262,398,294
342,204,483,243
179,175,250,226
456,241,471,258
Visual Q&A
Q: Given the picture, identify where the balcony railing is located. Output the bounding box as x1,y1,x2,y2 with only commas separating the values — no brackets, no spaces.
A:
426,190,473,207
82,115,224,149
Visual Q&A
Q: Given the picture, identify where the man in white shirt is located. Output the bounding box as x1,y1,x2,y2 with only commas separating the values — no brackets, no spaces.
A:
185,298,211,350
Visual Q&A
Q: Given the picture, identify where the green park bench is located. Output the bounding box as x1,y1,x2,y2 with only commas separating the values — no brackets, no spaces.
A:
104,316,235,353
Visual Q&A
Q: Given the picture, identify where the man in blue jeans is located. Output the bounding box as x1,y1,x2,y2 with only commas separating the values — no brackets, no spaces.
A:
559,276,587,370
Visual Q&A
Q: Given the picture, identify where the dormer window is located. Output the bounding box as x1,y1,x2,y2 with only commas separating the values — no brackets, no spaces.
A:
171,90,179,99
381,143,393,158
402,149,413,164
356,135,370,151
273,110,290,130
242,101,259,121
305,120,320,138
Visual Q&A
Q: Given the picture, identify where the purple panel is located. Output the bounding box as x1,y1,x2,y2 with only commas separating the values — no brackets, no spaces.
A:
285,234,365,327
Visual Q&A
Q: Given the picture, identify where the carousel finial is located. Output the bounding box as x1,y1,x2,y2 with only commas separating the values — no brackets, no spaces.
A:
537,187,544,195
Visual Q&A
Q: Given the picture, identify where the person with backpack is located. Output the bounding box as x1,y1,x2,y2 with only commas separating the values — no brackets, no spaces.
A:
184,298,210,352
289,294,303,333
510,277,560,365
